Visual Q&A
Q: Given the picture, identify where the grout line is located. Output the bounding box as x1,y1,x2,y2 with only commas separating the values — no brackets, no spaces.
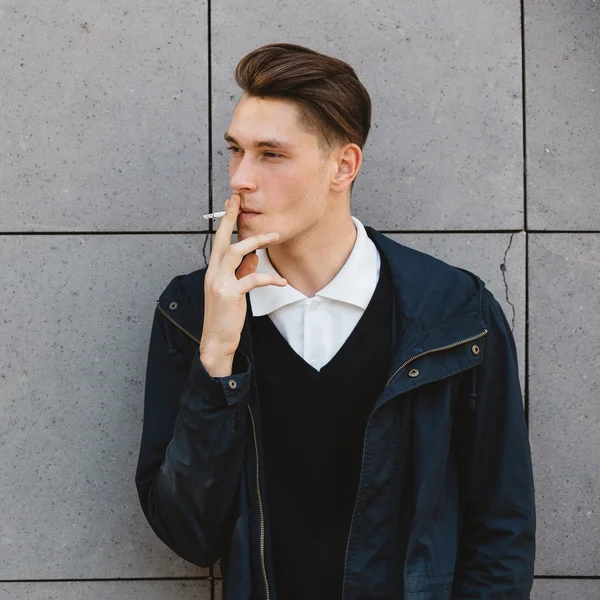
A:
521,0,528,234
0,229,521,236
0,577,212,583
520,0,530,432
524,262,530,430
2,575,597,584
2,229,600,236
206,0,213,237
209,565,215,600
534,575,600,580
205,0,213,270
525,230,600,234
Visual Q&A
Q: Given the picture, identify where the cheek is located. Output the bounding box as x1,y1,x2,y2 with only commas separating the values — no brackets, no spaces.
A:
271,161,300,183
264,160,325,214
279,161,322,194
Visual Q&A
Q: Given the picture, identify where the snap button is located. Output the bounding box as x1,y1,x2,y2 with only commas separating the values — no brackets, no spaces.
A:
408,368,419,378
169,301,178,310
471,344,480,355
228,379,237,390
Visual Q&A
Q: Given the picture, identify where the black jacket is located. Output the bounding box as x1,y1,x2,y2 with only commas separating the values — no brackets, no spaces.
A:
135,226,536,599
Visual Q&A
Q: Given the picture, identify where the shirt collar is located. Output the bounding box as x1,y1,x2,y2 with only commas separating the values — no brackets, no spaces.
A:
249,216,380,317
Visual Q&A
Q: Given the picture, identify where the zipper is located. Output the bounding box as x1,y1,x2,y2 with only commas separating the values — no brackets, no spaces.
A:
156,300,271,597
157,299,487,599
341,327,489,599
155,301,200,344
383,328,489,389
247,405,271,600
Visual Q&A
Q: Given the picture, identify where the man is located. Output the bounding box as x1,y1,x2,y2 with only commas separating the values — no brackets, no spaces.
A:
135,43,535,599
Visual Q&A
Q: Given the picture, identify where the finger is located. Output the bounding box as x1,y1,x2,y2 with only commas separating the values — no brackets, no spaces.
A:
235,252,259,280
210,192,241,266
235,272,287,295
207,197,228,270
220,232,280,275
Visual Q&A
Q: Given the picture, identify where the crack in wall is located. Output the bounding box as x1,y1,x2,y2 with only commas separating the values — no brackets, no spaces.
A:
202,234,210,268
500,232,517,332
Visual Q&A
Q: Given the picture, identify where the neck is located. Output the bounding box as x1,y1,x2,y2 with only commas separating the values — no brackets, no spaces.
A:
266,209,358,298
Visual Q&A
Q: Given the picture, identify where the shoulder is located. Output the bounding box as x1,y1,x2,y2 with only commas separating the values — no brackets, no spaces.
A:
370,226,485,288
158,267,208,309
369,228,489,319
153,267,208,345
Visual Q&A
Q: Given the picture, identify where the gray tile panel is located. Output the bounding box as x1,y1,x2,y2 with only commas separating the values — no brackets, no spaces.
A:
529,234,600,574
532,579,600,600
525,1,600,229
0,235,208,577
212,1,523,230
0,581,211,600
0,1,208,232
0,0,596,588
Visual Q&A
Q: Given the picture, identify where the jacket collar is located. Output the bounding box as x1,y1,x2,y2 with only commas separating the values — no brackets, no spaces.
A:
365,226,487,347
157,225,489,384
362,226,488,402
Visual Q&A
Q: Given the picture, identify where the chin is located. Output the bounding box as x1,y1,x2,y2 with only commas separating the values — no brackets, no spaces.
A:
236,226,256,241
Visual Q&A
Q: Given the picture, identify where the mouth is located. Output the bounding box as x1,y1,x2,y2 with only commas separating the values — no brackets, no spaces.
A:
238,210,261,222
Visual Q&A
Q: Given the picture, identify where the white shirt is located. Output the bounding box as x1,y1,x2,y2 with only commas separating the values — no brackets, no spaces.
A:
248,216,381,371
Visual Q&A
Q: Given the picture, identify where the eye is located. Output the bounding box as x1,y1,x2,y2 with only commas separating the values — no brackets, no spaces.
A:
225,147,283,159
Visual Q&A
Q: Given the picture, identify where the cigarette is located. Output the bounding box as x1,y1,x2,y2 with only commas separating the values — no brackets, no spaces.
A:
201,211,227,220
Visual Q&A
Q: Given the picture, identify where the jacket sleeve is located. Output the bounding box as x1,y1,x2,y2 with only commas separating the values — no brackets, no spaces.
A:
135,299,251,567
452,289,536,599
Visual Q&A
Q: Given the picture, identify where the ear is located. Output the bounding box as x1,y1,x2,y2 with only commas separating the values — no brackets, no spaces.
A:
330,143,362,193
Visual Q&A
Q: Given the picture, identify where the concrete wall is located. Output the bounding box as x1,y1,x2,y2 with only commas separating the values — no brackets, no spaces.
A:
1,0,598,598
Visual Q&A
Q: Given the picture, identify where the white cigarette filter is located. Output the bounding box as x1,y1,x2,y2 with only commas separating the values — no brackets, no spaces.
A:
201,211,227,220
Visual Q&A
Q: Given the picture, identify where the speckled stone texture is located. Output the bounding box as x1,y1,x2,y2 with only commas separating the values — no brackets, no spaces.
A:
532,579,600,599
0,0,209,232
0,234,209,578
529,234,600,575
2,0,600,596
0,581,211,599
211,0,523,230
525,0,600,229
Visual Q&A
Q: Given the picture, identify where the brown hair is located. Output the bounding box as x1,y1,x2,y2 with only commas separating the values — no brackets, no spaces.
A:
234,43,371,189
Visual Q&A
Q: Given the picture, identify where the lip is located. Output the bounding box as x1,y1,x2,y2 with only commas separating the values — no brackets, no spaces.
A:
239,211,261,221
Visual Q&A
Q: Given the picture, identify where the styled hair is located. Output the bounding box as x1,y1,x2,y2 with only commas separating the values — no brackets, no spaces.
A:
234,43,371,188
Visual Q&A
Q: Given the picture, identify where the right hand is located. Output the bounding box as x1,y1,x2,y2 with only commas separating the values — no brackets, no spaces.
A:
200,192,287,364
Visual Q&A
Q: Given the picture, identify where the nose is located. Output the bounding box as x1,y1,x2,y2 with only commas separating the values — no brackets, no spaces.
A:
229,153,258,195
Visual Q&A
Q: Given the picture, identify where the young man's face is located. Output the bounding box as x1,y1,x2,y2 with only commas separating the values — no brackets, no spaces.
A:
225,94,339,244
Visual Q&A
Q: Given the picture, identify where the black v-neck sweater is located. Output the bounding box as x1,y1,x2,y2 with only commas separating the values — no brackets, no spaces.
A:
249,253,394,599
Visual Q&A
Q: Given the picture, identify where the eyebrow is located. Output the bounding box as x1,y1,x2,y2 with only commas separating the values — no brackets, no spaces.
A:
224,132,297,150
